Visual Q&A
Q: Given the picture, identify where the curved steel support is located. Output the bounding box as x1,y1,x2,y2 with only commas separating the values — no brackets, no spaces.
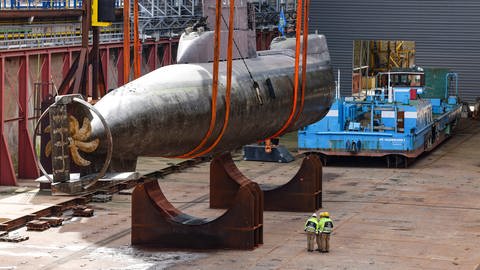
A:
210,153,322,212
131,174,263,250
262,154,322,211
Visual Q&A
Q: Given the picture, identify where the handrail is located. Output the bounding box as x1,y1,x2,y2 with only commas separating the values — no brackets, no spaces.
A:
0,0,122,9
0,22,124,50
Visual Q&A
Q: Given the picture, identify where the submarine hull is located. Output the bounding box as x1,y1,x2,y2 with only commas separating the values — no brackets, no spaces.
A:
90,35,335,159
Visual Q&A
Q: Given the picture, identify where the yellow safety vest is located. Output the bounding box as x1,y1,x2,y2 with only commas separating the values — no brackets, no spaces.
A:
305,217,319,233
318,217,334,234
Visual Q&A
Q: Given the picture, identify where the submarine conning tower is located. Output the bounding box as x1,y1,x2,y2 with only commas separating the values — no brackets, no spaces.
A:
176,0,330,64
176,0,257,64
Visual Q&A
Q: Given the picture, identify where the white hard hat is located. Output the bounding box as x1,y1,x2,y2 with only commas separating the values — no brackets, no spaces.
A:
312,213,317,217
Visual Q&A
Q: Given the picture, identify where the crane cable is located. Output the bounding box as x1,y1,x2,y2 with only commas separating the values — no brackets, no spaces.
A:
267,0,304,139
174,0,222,159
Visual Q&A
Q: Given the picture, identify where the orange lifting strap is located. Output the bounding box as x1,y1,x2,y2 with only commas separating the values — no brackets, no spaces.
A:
176,0,307,158
133,0,141,79
267,0,306,139
190,0,235,158
175,0,233,159
293,0,310,124
123,0,130,83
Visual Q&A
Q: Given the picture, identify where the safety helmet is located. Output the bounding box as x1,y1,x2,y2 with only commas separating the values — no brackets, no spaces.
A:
320,212,330,218
311,213,317,218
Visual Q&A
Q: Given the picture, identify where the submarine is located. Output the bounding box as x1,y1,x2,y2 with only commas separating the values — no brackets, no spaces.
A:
79,33,335,170
42,1,335,175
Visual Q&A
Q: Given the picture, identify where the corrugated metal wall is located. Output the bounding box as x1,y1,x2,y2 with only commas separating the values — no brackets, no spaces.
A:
310,0,480,102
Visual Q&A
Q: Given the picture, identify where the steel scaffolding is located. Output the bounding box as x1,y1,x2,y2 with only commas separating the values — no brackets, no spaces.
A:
0,23,125,50
0,0,201,49
0,0,298,50
137,0,202,38
249,0,296,30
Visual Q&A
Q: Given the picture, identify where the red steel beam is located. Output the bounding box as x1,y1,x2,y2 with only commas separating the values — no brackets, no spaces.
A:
92,27,100,99
17,56,39,179
0,56,16,186
117,49,124,86
255,31,262,51
72,48,87,95
161,42,172,66
62,52,71,82
41,53,51,99
147,44,157,72
101,48,109,92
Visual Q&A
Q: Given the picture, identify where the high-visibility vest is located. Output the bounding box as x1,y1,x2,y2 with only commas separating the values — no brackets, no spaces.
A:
304,217,319,232
318,217,334,234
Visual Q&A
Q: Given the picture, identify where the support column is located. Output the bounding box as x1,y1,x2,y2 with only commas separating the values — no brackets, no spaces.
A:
80,0,91,97
147,44,156,72
0,57,16,186
62,52,71,80
101,48,109,91
256,31,262,51
167,41,172,65
92,27,100,99
41,53,51,99
18,56,39,179
117,49,124,86
162,42,172,66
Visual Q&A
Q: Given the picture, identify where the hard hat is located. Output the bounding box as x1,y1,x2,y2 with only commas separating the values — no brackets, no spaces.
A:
311,213,317,217
320,212,330,217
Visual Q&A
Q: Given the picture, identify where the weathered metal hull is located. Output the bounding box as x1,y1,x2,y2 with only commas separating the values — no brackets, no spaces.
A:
91,35,335,159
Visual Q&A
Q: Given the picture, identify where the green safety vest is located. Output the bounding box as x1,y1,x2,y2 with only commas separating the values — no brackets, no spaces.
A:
318,217,334,234
304,217,319,233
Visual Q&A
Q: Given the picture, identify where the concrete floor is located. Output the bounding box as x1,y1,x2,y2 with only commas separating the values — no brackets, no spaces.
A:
0,119,479,270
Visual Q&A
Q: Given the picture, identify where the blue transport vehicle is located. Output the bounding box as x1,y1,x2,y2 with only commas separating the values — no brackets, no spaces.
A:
298,67,462,167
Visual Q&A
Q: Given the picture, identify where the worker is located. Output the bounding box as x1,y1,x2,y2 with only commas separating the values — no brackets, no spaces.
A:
317,212,334,252
304,213,319,252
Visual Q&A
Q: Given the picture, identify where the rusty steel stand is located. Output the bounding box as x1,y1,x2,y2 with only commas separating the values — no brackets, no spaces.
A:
210,153,322,212
131,175,263,250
